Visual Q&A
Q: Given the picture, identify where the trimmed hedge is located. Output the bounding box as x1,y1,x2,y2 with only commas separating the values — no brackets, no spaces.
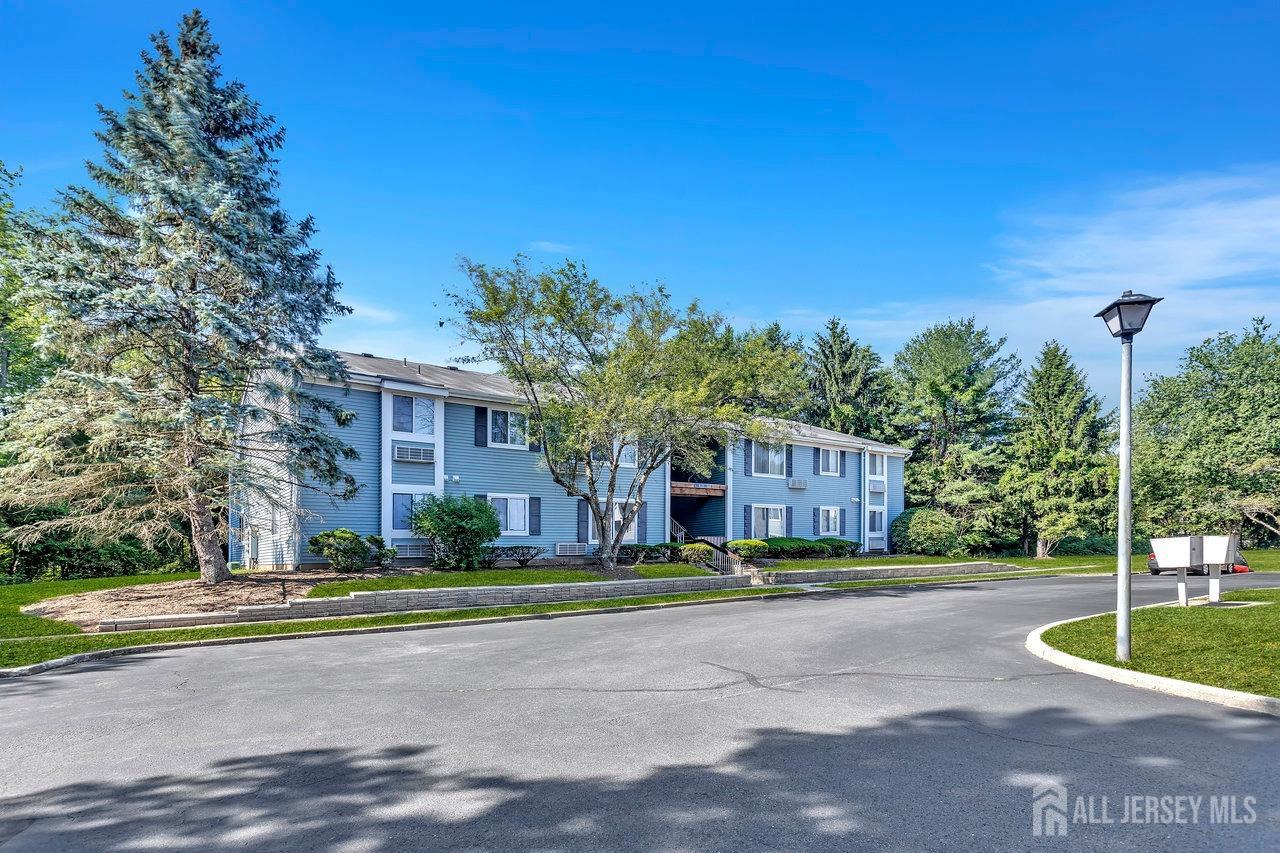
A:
815,537,861,558
889,508,963,556
680,543,715,565
726,539,769,560
763,537,832,558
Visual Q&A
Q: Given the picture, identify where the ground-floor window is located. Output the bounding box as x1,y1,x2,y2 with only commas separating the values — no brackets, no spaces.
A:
489,494,530,536
868,509,885,536
819,506,841,536
589,503,638,543
392,493,415,530
753,505,786,538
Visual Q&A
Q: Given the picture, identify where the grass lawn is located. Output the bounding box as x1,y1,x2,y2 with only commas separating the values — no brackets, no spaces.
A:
1041,587,1280,699
633,564,714,579
820,566,1120,590
0,586,803,670
308,568,606,598
0,572,200,640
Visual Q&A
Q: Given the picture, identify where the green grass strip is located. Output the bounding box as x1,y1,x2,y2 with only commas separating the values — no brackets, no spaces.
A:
819,567,1115,590
0,572,200,639
0,586,803,670
1040,587,1280,699
308,568,607,598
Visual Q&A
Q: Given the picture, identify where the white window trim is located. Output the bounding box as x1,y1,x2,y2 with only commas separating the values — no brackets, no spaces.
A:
751,442,787,479
588,503,638,544
818,447,841,477
390,393,437,438
488,492,531,537
868,508,887,536
593,440,638,469
868,451,886,478
818,505,841,536
488,408,528,450
751,503,787,539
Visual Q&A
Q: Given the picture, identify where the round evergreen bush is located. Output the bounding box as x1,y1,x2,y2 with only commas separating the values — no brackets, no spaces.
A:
889,508,963,556
725,539,769,560
680,543,715,565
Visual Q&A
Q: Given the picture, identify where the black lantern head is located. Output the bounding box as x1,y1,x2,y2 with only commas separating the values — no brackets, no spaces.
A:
1095,291,1162,338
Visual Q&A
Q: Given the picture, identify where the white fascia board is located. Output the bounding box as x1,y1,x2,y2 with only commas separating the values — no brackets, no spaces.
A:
379,378,452,397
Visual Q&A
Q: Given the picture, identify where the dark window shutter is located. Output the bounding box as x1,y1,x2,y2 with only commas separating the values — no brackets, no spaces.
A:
813,447,820,473
812,507,820,535
474,493,486,502
528,437,541,453
743,504,753,539
474,406,488,447
577,500,589,543
840,450,847,477
840,507,847,536
785,445,793,478
742,439,753,477
785,506,794,537
636,501,648,543
529,497,541,536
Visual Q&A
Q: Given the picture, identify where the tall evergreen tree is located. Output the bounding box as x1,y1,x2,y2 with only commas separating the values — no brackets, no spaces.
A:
0,163,48,401
805,317,892,439
1000,341,1113,557
890,317,1019,550
0,12,356,583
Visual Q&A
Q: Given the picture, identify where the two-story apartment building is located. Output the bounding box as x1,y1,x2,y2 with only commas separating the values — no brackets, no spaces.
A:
229,351,909,569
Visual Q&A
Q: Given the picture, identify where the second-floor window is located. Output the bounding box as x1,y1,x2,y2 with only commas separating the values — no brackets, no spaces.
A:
752,442,786,477
393,395,434,435
819,448,841,476
489,409,527,448
868,452,885,477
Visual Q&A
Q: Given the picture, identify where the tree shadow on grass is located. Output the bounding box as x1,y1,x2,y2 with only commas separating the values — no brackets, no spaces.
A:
1,707,1276,851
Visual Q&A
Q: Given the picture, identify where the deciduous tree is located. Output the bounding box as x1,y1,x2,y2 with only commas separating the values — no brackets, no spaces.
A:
453,256,782,575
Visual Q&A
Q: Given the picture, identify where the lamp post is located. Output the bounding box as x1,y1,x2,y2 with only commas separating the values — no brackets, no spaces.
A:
1095,290,1162,662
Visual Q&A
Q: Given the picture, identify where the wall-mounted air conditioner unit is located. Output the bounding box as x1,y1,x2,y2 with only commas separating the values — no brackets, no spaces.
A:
787,477,808,490
394,445,434,463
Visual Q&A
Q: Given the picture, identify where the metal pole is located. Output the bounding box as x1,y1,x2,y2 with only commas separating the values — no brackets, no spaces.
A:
1116,334,1133,661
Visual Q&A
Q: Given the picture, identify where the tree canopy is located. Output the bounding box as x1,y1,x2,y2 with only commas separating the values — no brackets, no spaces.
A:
0,12,354,583
805,317,893,440
452,256,783,573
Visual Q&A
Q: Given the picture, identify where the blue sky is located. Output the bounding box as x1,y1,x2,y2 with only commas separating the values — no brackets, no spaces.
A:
3,1,1279,396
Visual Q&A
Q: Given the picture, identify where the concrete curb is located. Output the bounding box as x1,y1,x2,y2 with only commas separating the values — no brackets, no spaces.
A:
1025,605,1280,718
0,589,805,679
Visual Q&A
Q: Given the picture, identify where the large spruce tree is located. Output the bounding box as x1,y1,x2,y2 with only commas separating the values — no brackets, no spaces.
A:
0,12,355,583
806,317,892,439
890,317,1019,551
1000,341,1113,557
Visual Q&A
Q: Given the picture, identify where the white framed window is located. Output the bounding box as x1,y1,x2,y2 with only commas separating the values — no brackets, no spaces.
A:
818,506,841,536
391,493,417,530
488,493,530,536
868,509,885,535
588,503,638,544
818,448,841,476
489,409,527,448
752,505,786,538
592,440,638,468
752,442,786,478
868,452,885,477
392,395,435,436
868,489,886,508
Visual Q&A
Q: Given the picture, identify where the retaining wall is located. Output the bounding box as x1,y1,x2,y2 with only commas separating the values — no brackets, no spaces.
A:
98,574,752,632
758,561,1021,585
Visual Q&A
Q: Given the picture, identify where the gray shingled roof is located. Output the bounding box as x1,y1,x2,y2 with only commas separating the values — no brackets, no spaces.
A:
332,350,910,455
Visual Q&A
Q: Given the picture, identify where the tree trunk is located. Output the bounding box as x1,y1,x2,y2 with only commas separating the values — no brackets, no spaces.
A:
1035,535,1053,560
188,489,231,583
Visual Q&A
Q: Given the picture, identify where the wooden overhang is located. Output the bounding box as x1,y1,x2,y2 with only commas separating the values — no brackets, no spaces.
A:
670,481,727,498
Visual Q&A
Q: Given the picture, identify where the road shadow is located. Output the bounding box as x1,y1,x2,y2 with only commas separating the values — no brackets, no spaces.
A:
1,706,1276,851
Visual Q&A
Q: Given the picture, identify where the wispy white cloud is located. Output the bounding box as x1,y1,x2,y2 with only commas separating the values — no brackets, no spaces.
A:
528,240,574,253
343,301,400,324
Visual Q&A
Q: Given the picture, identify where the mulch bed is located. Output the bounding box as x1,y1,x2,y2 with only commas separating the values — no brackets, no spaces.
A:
22,569,431,632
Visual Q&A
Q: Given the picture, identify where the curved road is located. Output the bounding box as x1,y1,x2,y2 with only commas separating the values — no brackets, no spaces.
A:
2,572,1277,851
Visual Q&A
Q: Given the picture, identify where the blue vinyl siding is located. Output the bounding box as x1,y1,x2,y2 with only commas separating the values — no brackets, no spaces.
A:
732,439,862,542
296,383,382,561
390,439,437,485
887,455,905,534
442,402,667,549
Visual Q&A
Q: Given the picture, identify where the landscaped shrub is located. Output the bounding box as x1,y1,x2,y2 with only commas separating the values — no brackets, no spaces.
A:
815,537,861,558
725,539,769,560
308,529,375,572
680,543,715,565
658,542,684,563
410,494,501,570
889,508,963,556
617,543,666,565
493,545,545,567
364,535,399,568
763,537,832,559
1053,534,1151,556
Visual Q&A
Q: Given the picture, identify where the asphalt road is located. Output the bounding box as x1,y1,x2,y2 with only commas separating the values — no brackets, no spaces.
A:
2,571,1278,852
